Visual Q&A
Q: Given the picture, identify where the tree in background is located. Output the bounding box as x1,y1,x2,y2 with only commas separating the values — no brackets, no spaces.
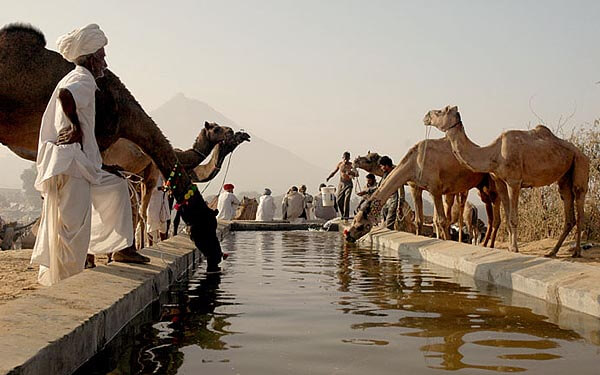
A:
20,165,41,210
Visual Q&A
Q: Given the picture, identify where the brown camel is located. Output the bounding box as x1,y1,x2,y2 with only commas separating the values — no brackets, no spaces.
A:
352,150,500,246
192,130,251,182
102,123,243,248
234,197,259,220
424,105,589,257
0,24,223,265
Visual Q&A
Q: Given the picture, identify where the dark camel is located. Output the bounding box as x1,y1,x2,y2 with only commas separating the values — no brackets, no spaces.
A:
0,24,223,268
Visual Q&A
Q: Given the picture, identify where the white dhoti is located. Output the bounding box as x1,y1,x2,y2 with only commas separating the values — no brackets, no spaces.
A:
89,172,134,254
32,172,133,286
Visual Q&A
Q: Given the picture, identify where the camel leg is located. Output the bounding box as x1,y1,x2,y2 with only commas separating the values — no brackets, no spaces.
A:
412,186,424,236
432,194,449,240
482,200,493,247
457,192,467,243
572,187,586,257
506,184,521,253
443,194,456,241
545,176,576,257
488,200,501,248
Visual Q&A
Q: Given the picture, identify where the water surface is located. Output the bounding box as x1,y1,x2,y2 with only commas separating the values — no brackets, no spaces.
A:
80,231,600,374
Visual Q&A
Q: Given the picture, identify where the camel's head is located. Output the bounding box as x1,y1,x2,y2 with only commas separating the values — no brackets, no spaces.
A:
353,151,380,172
423,105,461,132
344,200,378,243
201,122,234,145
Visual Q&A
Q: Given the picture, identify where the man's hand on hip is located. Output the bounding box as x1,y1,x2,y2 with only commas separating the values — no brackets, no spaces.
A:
56,124,83,147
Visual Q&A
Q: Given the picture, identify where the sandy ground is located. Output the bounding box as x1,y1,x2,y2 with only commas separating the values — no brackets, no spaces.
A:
0,249,38,305
1,238,598,306
0,250,110,306
495,239,600,265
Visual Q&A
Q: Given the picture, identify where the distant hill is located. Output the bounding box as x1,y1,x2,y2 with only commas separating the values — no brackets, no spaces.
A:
150,94,329,196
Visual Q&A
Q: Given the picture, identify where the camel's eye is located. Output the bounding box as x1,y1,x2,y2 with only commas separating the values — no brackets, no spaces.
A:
365,223,372,230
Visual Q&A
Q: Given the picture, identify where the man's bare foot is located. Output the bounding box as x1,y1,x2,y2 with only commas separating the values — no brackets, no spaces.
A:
85,254,96,269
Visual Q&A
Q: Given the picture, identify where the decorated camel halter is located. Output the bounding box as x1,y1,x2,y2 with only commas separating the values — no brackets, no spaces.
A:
161,161,198,210
366,198,383,223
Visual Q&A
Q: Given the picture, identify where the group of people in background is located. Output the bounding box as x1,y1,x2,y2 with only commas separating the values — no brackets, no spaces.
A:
214,151,401,228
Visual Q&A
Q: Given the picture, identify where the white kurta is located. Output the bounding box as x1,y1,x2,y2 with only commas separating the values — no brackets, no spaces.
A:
31,66,133,286
216,191,240,221
256,195,276,221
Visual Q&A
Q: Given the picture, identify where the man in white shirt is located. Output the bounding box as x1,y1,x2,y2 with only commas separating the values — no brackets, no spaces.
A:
282,186,304,222
216,183,240,221
256,188,276,221
31,24,146,286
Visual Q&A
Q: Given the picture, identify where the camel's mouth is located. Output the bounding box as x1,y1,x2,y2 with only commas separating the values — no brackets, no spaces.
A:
344,229,357,243
423,113,432,126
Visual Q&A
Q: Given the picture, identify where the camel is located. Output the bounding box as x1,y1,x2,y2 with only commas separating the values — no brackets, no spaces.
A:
102,123,248,248
0,24,223,265
191,130,251,182
352,150,500,246
234,197,258,220
169,130,251,236
423,105,590,257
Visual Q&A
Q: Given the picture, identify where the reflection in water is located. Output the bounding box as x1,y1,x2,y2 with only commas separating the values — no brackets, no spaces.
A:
337,244,581,372
80,232,600,375
77,272,237,375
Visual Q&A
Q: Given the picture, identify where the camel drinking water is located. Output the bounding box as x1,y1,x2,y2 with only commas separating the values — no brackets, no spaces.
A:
349,147,500,246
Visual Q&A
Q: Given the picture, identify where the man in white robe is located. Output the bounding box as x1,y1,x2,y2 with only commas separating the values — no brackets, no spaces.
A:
282,186,305,222
31,24,146,286
146,175,170,243
216,184,240,221
256,188,276,221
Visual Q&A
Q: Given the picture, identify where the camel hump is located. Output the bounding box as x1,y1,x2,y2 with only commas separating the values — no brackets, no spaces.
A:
533,124,555,135
0,23,46,47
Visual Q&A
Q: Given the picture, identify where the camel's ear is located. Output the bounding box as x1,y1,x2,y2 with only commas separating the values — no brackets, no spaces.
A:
449,106,458,113
204,121,214,129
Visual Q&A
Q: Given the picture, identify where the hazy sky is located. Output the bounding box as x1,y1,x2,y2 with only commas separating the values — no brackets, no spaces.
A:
1,0,599,189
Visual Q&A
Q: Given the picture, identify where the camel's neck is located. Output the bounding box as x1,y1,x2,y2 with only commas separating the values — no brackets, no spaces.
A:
192,143,222,182
192,130,213,159
106,74,192,203
358,164,384,177
445,124,497,173
364,154,414,222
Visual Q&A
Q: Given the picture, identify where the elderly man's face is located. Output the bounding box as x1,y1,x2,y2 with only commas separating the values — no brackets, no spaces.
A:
90,47,108,79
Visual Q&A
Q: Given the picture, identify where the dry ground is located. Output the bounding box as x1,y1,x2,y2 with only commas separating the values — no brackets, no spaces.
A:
495,238,600,265
0,250,110,306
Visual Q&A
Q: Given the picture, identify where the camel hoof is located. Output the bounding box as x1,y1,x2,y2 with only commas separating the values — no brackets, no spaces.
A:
571,252,582,258
544,252,557,258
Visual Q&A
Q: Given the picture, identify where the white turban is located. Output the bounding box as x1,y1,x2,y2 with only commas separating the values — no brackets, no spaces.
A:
56,24,108,63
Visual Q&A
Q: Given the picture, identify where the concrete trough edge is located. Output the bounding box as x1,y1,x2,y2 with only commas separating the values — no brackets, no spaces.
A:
0,223,232,375
360,229,600,318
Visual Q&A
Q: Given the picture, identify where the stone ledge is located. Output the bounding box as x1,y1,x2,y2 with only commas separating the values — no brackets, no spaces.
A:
0,224,231,375
360,229,600,318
